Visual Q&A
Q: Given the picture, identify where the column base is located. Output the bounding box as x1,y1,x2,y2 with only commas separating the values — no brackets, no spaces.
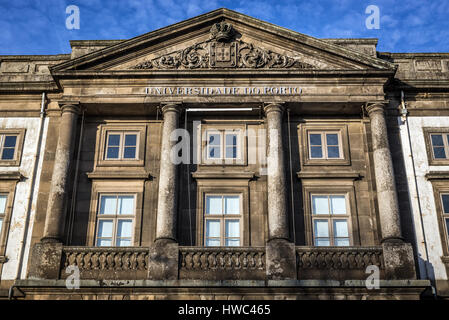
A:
148,242,179,280
382,242,417,280
266,239,297,280
27,242,63,280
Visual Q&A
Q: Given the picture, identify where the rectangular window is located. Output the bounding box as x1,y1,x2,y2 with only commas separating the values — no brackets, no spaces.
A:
204,194,241,246
0,194,6,237
308,132,342,159
105,132,138,160
311,194,350,246
205,130,241,161
0,135,18,160
95,194,135,247
442,194,449,241
430,134,449,159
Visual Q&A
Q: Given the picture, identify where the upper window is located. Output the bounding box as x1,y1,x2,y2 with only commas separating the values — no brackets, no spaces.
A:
300,124,350,166
95,194,135,247
430,134,449,160
199,123,246,166
205,130,241,162
105,132,138,160
441,194,449,242
311,194,351,246
0,129,25,166
0,135,18,160
96,124,146,167
308,132,342,159
204,194,242,247
423,128,449,165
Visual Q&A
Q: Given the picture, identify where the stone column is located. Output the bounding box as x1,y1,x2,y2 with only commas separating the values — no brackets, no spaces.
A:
366,103,402,242
366,103,416,279
155,103,181,243
264,103,296,280
264,103,289,241
41,103,80,243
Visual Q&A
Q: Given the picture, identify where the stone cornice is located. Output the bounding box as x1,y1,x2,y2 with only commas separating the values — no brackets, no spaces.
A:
192,171,255,180
425,171,449,180
296,171,362,180
0,171,24,181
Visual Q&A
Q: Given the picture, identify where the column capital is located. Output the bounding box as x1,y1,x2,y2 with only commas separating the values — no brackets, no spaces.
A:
161,102,182,115
365,102,387,116
263,102,285,115
58,101,81,115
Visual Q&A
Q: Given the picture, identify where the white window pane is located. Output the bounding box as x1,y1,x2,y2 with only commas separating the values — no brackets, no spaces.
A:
97,239,112,247
208,146,221,159
206,196,222,214
100,196,117,215
314,219,329,237
117,239,132,247
225,239,240,247
117,219,133,238
312,196,329,214
333,219,349,237
315,239,330,246
225,220,240,237
118,196,134,215
225,134,237,147
330,196,346,215
224,196,240,214
335,238,350,247
97,220,113,238
206,239,220,246
0,195,7,214
208,133,220,145
206,220,220,238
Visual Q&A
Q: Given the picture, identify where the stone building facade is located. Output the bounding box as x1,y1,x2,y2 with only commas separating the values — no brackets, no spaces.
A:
0,8,447,299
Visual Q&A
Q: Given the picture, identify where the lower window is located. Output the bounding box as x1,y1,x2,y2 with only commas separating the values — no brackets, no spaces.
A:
311,194,351,246
204,194,242,247
95,194,135,247
0,194,7,237
441,194,449,241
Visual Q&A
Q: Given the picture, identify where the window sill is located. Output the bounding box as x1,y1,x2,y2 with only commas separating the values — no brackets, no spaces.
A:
86,171,152,180
0,171,24,181
0,255,7,263
425,171,449,180
297,171,361,180
192,171,255,180
303,159,351,166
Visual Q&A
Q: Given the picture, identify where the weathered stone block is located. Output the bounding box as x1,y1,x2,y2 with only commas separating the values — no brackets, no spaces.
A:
382,242,416,280
147,242,178,280
266,239,296,280
27,242,63,279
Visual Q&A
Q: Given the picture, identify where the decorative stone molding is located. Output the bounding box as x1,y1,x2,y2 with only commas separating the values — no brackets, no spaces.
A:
191,171,255,180
296,246,384,270
132,40,316,70
86,171,152,180
425,171,449,180
179,247,265,271
62,247,149,272
0,171,24,181
297,171,362,180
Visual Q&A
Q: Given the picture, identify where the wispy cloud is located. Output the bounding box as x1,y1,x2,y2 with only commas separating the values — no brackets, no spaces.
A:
0,0,447,54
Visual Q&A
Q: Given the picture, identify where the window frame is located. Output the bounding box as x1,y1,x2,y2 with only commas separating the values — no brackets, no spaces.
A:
303,184,360,247
310,193,352,246
423,128,449,165
0,129,26,166
104,131,140,161
195,182,250,247
308,131,343,160
203,193,243,247
96,124,147,168
94,193,136,247
299,124,350,166
199,123,247,166
87,180,144,247
440,193,449,244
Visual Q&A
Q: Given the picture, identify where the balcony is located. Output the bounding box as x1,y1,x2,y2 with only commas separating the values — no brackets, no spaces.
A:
54,245,384,281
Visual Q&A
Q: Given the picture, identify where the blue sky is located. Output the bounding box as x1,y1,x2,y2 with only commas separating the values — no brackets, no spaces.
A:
0,0,448,55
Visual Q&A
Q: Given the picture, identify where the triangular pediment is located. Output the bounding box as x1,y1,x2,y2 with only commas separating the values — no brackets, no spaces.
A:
51,8,395,74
